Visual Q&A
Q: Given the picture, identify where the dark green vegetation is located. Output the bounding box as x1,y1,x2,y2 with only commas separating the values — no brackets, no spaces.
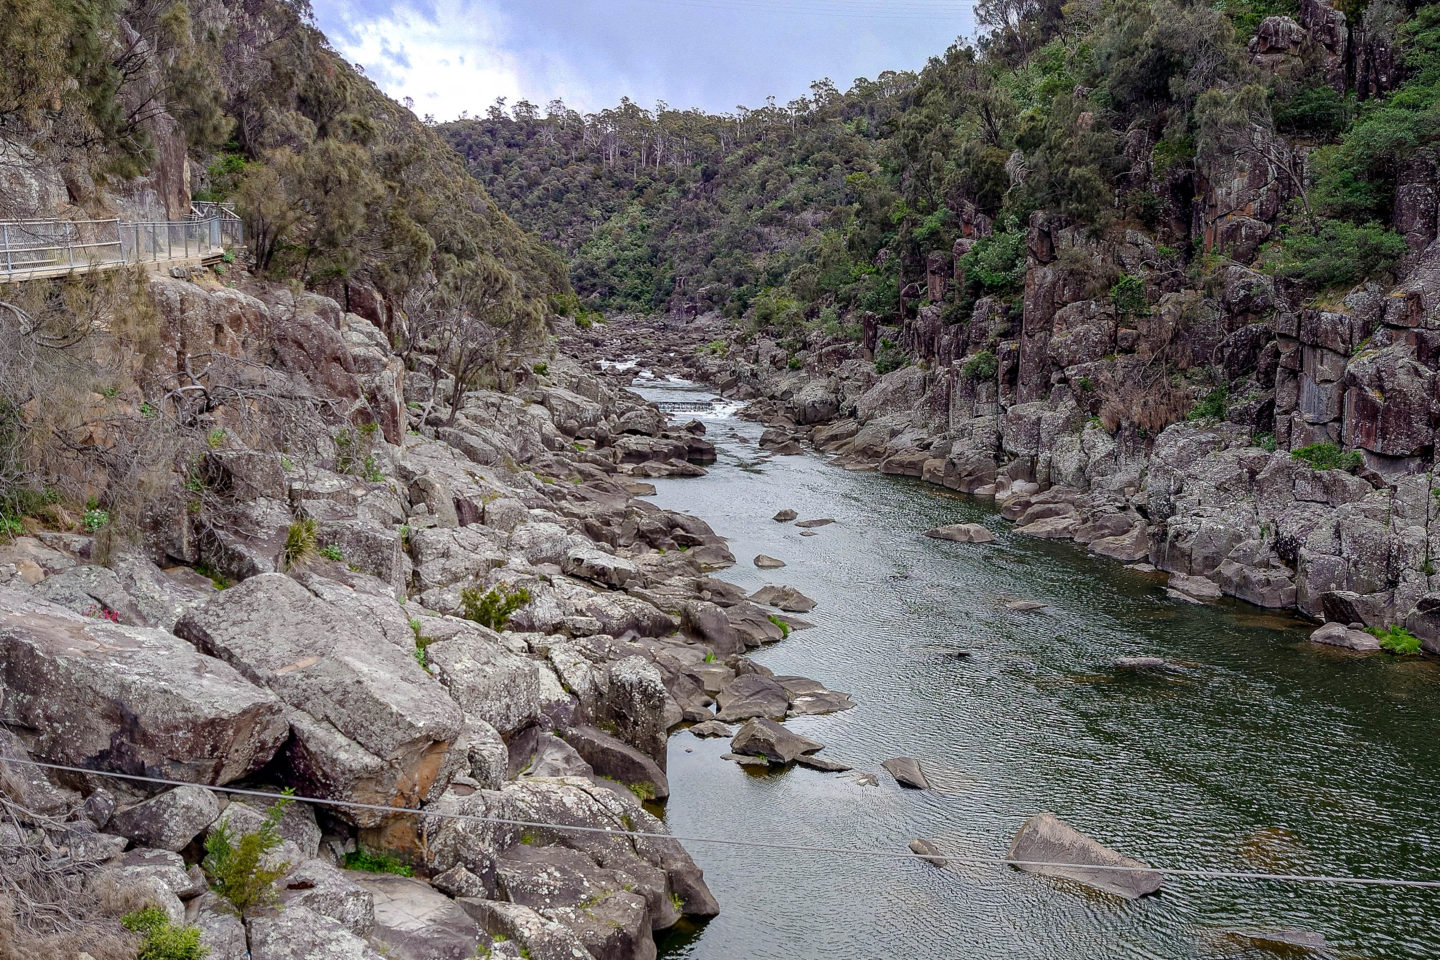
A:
343,849,414,876
443,0,1438,346
1367,624,1423,654
461,583,533,631
120,908,208,960
202,795,294,912
1291,442,1365,472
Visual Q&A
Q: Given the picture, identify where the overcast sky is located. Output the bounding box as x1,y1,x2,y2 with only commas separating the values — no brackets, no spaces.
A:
310,0,977,120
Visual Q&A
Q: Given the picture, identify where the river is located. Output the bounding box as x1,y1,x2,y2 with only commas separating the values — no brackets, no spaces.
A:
630,377,1440,960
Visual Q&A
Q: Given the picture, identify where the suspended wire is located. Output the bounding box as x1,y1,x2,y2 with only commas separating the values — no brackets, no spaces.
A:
7,755,1440,889
631,0,980,23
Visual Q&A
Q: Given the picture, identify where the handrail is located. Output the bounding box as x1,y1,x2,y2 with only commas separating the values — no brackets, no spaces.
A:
0,212,243,284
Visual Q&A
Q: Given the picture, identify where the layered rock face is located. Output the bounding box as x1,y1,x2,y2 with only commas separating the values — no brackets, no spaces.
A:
0,272,856,960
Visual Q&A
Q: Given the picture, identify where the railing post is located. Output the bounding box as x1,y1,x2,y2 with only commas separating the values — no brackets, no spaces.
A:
66,223,75,270
1,223,10,278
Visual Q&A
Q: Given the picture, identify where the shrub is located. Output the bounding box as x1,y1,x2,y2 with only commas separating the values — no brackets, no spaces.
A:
1255,431,1277,452
1110,274,1147,320
203,794,294,912
461,583,533,630
1187,384,1230,422
962,350,998,382
121,907,208,960
874,338,907,375
318,544,344,563
206,428,227,449
343,849,413,876
1291,442,1363,472
1366,625,1422,655
533,362,548,376
282,517,318,570
82,508,110,532
1266,219,1408,291
959,229,1027,296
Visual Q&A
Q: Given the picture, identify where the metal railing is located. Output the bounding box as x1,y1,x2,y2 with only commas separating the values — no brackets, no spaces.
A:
0,205,242,283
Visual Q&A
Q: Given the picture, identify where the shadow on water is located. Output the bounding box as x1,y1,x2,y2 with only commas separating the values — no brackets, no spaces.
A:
632,380,1440,960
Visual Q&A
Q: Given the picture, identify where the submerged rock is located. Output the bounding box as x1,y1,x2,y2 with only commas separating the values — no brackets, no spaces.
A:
1007,812,1163,900
881,756,931,790
1112,656,1190,675
924,523,996,543
1208,927,1331,956
909,838,947,866
794,518,836,528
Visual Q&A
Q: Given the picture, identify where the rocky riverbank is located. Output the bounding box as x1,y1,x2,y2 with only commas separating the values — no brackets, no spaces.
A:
562,307,1440,658
0,273,855,960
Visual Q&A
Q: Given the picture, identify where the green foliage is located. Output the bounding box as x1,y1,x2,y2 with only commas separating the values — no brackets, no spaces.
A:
282,517,318,570
1187,384,1230,422
1110,275,1147,320
203,794,295,912
960,230,1027,296
1266,219,1408,291
207,428,227,449
343,849,414,876
1255,431,1277,452
1291,442,1364,472
767,614,791,638
82,507,110,532
121,907,208,960
1366,624,1422,655
873,338,907,375
461,583,533,630
319,544,344,562
533,362,549,376
962,350,999,382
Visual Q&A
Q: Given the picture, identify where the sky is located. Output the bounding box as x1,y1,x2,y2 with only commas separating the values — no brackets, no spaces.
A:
309,0,978,121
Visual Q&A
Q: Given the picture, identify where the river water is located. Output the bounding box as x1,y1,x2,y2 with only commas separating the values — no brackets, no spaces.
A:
631,378,1440,960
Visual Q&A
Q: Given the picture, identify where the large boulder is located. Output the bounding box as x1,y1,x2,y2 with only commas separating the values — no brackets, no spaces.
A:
424,622,542,737
924,523,996,543
246,905,386,960
0,587,287,784
748,585,816,613
278,860,376,938
108,785,220,851
562,724,670,801
729,719,823,764
175,575,463,825
353,874,487,960
1007,812,1163,899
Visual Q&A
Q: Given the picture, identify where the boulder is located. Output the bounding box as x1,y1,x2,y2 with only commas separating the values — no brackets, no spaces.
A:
1308,622,1380,652
495,844,654,959
753,554,787,569
729,718,823,764
714,674,790,722
687,720,734,738
562,724,669,801
191,892,248,960
794,518,835,528
109,785,219,851
795,754,853,773
0,587,287,784
278,860,376,938
425,624,542,737
773,509,798,523
924,523,996,544
458,899,592,960
748,585,816,613
175,575,462,825
354,874,486,960
563,544,640,589
1166,573,1223,602
881,757,931,790
246,905,386,960
1007,812,1162,899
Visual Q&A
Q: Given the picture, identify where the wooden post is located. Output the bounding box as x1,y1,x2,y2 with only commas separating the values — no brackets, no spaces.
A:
1,223,10,278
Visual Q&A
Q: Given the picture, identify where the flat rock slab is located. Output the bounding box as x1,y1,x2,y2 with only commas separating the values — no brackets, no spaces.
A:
794,518,835,528
1167,573,1223,601
795,754,853,773
749,585,817,613
882,757,931,790
1005,600,1049,613
1209,928,1330,956
730,718,824,764
924,523,996,544
1309,622,1381,651
722,752,771,767
687,720,734,738
753,554,787,569
1007,812,1162,900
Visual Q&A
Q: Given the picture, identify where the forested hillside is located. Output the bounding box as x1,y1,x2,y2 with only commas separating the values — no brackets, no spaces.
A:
445,0,1437,338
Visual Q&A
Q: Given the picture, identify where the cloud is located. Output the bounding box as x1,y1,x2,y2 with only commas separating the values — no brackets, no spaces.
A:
312,0,975,121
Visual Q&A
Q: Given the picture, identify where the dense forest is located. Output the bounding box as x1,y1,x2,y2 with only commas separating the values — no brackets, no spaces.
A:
441,0,1440,342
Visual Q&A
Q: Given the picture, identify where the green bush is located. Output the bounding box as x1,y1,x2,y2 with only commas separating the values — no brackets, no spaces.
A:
282,517,318,570
959,229,1027,296
1266,219,1408,291
874,338,907,375
461,583,533,630
1109,275,1147,320
344,849,414,876
82,507,110,532
121,907,208,960
962,350,998,382
1187,384,1230,422
1291,442,1364,472
1367,624,1422,655
767,614,791,639
203,794,294,912
319,544,344,562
